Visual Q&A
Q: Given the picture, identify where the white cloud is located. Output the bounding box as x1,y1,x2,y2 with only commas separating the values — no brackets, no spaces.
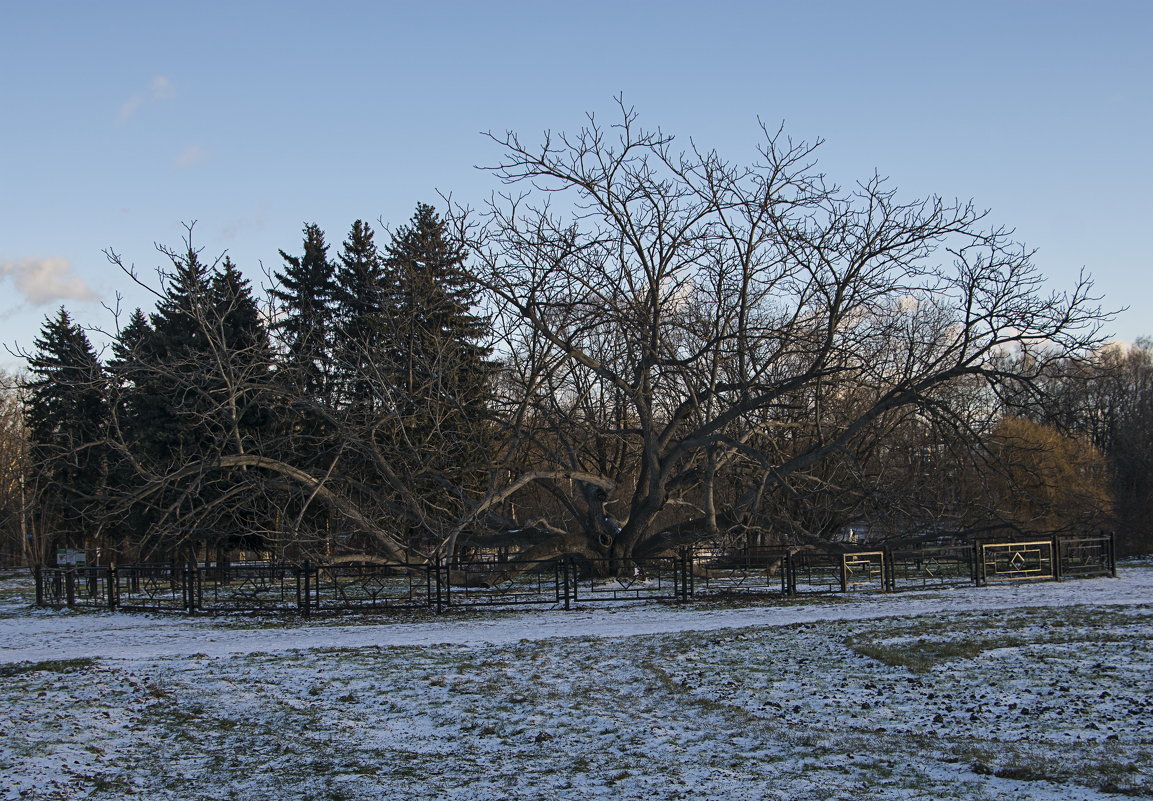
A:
0,258,99,306
118,74,175,122
174,143,205,168
149,75,174,100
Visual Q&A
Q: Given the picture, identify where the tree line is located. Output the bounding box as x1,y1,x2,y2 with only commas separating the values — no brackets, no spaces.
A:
7,106,1147,569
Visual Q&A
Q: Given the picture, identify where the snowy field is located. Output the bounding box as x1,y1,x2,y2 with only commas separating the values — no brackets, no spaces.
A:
1,565,1151,800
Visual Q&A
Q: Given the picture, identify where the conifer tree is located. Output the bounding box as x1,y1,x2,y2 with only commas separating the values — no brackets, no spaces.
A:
107,244,276,558
381,203,495,546
209,257,273,433
272,223,336,399
141,244,215,460
384,202,493,431
332,220,387,410
23,308,108,557
105,307,160,551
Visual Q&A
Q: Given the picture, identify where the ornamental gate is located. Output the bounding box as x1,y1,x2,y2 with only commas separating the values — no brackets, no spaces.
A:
978,540,1055,584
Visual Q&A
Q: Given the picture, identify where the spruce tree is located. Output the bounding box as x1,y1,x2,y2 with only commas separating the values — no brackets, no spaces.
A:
23,308,108,557
209,257,273,432
332,220,388,410
272,223,336,399
105,307,160,551
384,202,492,416
110,245,276,558
142,245,215,460
382,203,495,546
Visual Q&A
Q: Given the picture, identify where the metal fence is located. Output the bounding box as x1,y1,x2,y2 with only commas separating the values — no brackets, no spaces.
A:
33,532,1117,615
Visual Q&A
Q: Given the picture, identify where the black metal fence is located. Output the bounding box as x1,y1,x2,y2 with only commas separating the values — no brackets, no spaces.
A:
33,532,1116,616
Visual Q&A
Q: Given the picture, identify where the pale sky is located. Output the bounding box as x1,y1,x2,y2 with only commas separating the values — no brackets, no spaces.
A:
2,0,1150,369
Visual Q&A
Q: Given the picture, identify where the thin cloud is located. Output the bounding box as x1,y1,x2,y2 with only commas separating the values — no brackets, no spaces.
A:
118,74,175,122
119,94,145,121
221,204,271,241
149,75,174,100
174,143,205,168
0,258,98,306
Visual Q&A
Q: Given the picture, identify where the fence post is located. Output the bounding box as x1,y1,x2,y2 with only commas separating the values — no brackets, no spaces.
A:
1108,531,1117,577
562,557,571,610
973,542,983,587
33,565,43,607
839,555,848,593
1052,535,1062,582
185,563,196,613
302,560,312,618
434,556,443,614
108,565,118,611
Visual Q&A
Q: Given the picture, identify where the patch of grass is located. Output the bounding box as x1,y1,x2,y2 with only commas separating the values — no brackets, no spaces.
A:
849,636,1020,672
844,605,1153,672
0,657,97,677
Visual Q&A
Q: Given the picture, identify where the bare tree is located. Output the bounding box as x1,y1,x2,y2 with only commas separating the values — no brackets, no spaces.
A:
454,102,1105,566
0,375,31,566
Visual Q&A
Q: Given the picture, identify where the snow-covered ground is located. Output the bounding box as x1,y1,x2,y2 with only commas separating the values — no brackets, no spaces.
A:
1,565,1150,800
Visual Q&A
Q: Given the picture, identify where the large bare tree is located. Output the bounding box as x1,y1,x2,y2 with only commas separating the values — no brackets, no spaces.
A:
454,103,1105,565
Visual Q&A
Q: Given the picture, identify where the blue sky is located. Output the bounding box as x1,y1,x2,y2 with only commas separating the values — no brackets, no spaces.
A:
2,1,1150,369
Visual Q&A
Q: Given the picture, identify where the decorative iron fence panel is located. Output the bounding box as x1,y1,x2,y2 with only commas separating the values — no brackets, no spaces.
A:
786,551,846,595
36,566,113,609
689,549,788,597
841,552,887,592
1056,535,1115,578
197,564,300,613
113,564,195,611
977,540,1055,584
888,545,975,590
569,557,684,604
438,558,566,608
311,563,433,613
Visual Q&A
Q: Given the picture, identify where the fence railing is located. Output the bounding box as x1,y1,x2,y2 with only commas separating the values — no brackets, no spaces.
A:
33,533,1117,615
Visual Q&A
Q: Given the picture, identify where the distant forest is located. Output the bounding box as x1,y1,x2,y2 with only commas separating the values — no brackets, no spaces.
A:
6,109,1151,567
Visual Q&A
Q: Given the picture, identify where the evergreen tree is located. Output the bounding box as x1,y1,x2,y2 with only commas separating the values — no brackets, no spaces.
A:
141,245,215,460
381,203,495,546
109,244,276,558
384,202,492,418
23,308,108,556
332,220,388,410
272,223,336,399
105,307,160,551
209,257,273,433
107,308,155,434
